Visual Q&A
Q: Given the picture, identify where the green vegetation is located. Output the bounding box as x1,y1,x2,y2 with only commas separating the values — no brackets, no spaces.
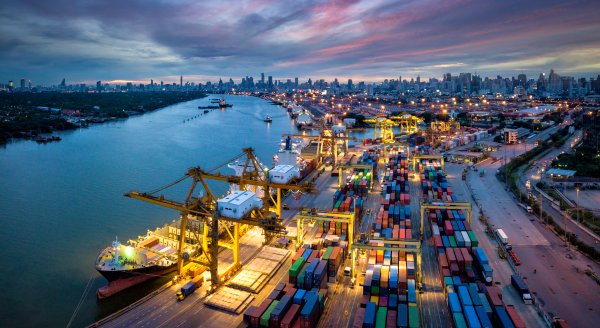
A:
498,126,600,260
568,209,600,236
0,91,206,144
551,147,600,178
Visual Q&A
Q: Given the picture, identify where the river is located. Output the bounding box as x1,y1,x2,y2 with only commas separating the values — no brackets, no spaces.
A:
0,95,314,327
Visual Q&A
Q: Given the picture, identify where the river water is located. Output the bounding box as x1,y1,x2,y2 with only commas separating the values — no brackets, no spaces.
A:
0,95,314,327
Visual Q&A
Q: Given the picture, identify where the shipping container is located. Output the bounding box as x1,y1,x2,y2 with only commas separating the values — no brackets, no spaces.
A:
494,306,515,328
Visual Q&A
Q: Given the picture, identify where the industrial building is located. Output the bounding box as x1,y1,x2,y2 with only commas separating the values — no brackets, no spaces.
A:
217,191,263,219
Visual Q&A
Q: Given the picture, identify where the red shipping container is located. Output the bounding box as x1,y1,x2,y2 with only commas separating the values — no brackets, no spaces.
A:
281,304,301,328
461,248,473,266
505,305,526,328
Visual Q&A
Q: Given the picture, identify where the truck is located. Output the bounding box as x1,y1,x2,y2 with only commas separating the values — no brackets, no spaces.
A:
495,229,511,249
511,275,533,304
479,168,485,177
177,276,204,301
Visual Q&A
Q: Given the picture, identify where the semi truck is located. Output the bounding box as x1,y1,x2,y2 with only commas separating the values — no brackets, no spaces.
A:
511,274,533,304
479,168,485,177
177,276,204,301
495,228,512,250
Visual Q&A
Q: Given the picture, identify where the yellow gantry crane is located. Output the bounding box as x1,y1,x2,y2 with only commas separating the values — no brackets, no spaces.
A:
126,148,318,292
390,113,423,134
364,116,396,160
283,129,356,167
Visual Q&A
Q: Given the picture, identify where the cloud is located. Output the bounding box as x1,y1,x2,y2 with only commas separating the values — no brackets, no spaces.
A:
0,0,599,84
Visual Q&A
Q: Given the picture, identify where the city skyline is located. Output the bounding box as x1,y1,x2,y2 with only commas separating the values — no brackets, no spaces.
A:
1,0,600,84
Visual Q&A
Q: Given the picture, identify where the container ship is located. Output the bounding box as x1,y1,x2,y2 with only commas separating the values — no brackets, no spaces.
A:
95,218,200,298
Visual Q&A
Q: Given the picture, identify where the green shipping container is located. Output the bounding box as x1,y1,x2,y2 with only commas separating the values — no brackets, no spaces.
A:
322,247,333,261
467,231,479,247
335,200,342,209
376,307,388,328
289,257,305,277
371,286,380,295
452,312,467,328
408,304,419,328
449,236,457,248
260,300,279,327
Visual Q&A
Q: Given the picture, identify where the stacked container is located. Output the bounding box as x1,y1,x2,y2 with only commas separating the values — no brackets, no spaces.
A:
354,150,420,328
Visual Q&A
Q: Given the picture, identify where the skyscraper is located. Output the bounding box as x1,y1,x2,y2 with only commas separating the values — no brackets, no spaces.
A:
294,77,298,88
20,78,25,89
268,76,273,90
261,73,265,84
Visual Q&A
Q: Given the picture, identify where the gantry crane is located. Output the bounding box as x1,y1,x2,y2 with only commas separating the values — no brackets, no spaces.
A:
390,113,423,134
126,148,318,292
364,116,396,160
294,208,423,283
282,129,356,167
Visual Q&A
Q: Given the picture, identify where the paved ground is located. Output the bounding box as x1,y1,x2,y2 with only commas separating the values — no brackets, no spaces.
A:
446,163,545,328
564,189,600,212
461,137,600,327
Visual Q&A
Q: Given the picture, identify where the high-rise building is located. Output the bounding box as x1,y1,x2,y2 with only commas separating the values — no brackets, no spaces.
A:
261,73,265,84
20,78,25,89
180,75,183,87
96,81,102,91
294,77,298,88
60,78,66,88
268,76,273,90
8,80,14,91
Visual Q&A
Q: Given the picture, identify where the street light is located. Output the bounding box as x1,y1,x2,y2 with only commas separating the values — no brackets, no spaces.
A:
576,186,580,240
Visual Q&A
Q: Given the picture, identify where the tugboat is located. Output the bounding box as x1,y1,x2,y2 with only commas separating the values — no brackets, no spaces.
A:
264,115,273,123
219,98,233,108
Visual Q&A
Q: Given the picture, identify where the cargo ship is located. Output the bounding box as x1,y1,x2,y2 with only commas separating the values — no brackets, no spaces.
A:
95,218,200,298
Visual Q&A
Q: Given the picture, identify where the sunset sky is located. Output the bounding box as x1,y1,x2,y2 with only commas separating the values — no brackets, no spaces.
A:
1,0,599,84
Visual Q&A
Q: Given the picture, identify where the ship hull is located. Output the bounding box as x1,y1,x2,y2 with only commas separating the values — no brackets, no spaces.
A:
96,264,177,299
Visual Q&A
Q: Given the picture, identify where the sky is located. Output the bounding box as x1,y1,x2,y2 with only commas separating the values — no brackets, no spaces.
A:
1,0,600,85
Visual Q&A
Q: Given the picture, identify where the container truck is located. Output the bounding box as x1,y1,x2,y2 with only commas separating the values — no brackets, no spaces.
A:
495,229,512,250
177,281,197,301
511,275,533,304
479,168,485,177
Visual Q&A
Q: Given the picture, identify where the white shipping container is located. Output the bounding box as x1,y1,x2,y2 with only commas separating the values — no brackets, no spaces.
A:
268,165,300,184
461,231,471,248
217,191,263,219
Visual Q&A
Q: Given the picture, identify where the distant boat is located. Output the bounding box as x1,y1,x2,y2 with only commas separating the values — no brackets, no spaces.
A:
264,115,273,123
219,98,233,108
203,109,209,113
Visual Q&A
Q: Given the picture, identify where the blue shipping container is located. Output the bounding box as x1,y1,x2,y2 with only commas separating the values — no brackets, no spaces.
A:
463,305,481,328
397,303,408,327
475,305,493,328
494,306,515,328
448,292,462,313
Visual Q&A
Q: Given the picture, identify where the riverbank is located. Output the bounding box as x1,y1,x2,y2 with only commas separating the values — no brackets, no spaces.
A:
0,91,207,145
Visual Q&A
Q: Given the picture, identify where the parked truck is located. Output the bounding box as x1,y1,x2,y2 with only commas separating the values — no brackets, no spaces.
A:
511,274,533,304
177,276,204,301
495,228,512,250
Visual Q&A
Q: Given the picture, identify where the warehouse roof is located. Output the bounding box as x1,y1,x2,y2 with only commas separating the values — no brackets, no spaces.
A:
546,168,576,177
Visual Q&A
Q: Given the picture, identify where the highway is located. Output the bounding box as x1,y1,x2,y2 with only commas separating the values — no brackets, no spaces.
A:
464,138,600,327
515,130,600,251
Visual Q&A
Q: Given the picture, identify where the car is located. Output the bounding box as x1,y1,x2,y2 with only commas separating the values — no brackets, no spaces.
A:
343,266,351,276
282,204,289,210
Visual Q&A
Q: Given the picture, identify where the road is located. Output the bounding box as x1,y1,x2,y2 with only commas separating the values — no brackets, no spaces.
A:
445,163,545,328
515,130,600,251
465,141,600,328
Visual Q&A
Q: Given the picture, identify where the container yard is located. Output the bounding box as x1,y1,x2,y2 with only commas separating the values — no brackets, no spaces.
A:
93,136,544,328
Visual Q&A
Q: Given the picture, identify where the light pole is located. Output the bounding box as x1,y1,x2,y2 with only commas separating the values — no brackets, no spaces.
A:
576,186,580,240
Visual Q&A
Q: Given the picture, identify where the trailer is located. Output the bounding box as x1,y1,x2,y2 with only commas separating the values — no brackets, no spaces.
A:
511,275,533,304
